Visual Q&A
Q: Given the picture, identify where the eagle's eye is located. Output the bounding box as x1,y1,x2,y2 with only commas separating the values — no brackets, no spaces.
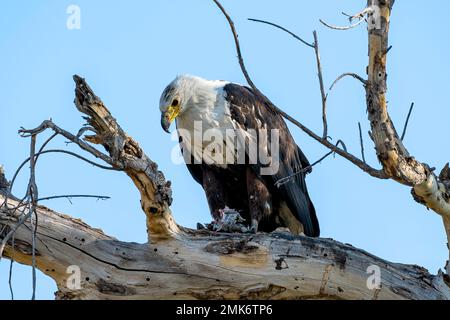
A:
171,99,179,107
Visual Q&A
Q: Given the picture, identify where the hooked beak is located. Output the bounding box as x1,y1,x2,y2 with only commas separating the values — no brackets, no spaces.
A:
160,105,180,133
161,112,171,133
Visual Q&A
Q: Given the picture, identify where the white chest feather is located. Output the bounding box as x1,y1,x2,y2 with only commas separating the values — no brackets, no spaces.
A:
176,84,237,167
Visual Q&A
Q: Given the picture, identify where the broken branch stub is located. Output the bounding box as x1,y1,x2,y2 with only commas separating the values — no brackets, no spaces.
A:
72,75,178,241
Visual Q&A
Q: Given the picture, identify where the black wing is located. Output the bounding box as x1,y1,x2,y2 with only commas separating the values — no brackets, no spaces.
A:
224,83,319,237
176,135,203,185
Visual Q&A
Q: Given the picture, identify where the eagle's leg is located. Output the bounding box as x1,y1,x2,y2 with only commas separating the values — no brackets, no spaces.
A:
246,168,272,233
202,168,229,221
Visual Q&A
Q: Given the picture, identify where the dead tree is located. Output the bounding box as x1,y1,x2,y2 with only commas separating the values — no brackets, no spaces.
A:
1,0,450,299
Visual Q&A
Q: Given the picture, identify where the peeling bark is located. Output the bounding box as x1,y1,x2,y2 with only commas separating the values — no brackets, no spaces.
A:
364,0,450,274
365,0,450,215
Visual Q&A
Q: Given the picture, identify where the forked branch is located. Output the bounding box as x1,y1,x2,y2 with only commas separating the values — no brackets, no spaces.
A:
213,0,450,274
17,76,177,242
213,2,386,180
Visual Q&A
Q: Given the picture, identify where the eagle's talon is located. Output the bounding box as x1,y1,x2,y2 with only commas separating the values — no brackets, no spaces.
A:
196,223,206,230
249,219,259,234
208,207,250,233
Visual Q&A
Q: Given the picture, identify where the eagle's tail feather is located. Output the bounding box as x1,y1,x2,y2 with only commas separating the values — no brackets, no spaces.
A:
286,174,320,237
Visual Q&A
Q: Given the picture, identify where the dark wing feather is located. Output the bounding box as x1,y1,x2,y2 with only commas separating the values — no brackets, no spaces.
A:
224,83,319,237
176,135,203,185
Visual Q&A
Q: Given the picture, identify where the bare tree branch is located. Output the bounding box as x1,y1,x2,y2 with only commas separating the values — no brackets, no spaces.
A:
329,73,368,91
401,102,415,141
247,19,328,139
247,19,314,48
275,150,334,188
320,6,372,31
37,195,110,203
19,121,119,169
13,76,176,243
319,18,365,31
212,0,260,95
27,134,38,300
216,1,387,179
10,149,120,195
9,253,14,300
312,31,328,139
358,122,366,164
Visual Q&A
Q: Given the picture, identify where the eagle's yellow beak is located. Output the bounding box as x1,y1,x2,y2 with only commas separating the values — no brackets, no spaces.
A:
161,105,180,133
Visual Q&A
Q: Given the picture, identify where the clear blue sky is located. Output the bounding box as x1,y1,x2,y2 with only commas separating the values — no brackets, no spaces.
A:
1,1,449,300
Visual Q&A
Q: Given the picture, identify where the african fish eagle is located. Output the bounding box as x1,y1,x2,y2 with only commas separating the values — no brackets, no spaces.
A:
159,75,319,237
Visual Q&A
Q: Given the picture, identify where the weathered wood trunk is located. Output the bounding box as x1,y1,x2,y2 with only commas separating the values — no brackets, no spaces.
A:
363,0,450,274
1,194,449,300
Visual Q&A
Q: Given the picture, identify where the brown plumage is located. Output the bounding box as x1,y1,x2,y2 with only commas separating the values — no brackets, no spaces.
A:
160,76,319,237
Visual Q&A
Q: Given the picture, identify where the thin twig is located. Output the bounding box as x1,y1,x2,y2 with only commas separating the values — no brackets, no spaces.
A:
320,7,371,31
342,7,372,21
243,17,377,178
401,103,415,141
329,73,367,91
212,0,259,95
6,194,111,211
341,12,354,19
9,133,57,194
358,122,366,163
27,134,38,301
76,126,95,139
1,121,116,280
276,150,335,187
247,18,314,48
9,252,14,300
2,135,40,300
248,18,329,139
9,149,120,194
312,31,328,139
250,19,367,144
11,120,122,194
38,195,110,202
36,133,57,162
319,18,365,31
335,140,348,153
19,120,119,169
36,149,119,170
212,0,387,179
385,45,393,55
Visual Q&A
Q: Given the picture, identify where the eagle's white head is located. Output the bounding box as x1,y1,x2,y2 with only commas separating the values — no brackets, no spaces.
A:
159,75,228,133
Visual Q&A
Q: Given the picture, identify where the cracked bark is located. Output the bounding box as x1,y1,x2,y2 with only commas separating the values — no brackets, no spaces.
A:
364,0,450,275
1,192,449,299
1,75,449,300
